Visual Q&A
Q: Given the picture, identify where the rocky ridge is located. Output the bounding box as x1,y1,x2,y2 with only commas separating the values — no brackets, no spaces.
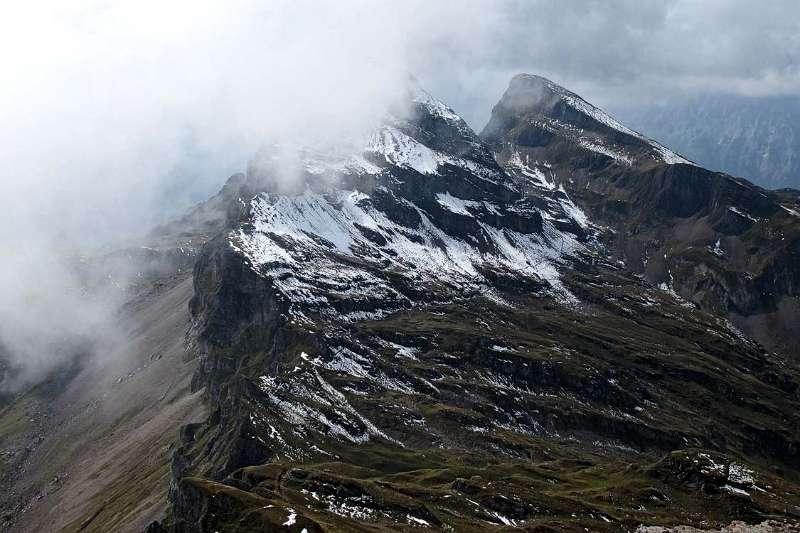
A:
144,81,800,531
483,74,800,361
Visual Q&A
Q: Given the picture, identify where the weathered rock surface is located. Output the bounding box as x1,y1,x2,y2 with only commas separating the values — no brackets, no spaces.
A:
482,74,800,361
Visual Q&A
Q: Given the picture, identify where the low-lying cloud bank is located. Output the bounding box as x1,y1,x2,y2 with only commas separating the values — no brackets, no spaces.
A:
0,0,495,390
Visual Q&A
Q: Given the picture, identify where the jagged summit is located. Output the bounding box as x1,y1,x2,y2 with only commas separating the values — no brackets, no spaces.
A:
482,74,597,127
490,74,638,134
226,82,593,324
243,79,505,194
483,73,692,166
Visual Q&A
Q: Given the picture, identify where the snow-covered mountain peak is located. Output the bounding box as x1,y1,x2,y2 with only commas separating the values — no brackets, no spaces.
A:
408,83,465,126
245,79,505,196
226,82,596,324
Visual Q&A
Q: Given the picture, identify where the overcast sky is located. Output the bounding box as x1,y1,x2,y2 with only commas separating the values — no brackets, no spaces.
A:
2,0,798,224
421,0,800,126
1,0,798,245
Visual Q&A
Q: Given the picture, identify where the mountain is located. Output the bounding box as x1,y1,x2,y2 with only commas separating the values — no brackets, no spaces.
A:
482,74,800,361
1,79,800,532
613,94,800,191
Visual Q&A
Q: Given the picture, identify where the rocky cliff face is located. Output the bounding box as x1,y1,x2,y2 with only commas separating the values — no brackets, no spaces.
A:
138,81,800,532
615,94,800,191
482,74,800,361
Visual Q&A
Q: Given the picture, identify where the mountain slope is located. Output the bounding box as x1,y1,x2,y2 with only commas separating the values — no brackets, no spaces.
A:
0,274,205,532
0,210,224,532
615,94,800,191
2,79,799,532
139,84,800,532
482,74,800,362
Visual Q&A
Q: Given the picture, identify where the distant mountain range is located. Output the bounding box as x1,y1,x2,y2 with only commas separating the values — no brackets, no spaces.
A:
615,94,800,191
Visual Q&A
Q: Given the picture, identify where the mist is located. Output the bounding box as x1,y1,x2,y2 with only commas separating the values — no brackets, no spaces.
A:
0,0,501,391
2,0,798,391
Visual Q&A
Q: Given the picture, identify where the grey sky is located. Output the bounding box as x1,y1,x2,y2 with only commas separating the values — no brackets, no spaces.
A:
3,1,798,223
416,0,800,127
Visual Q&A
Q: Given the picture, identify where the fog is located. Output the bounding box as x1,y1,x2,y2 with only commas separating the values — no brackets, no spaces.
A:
0,1,498,391
1,0,798,391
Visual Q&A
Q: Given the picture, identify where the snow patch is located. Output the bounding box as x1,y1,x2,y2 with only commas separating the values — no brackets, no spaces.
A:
728,206,758,223
781,205,800,217
282,509,297,526
234,187,582,315
407,515,431,527
577,139,632,165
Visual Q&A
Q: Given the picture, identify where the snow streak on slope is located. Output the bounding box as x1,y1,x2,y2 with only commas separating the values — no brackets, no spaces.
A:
229,83,594,320
571,98,693,166
411,85,464,125
366,126,504,183
554,85,693,165
233,187,581,319
576,139,633,165
558,91,640,138
518,74,693,166
410,84,477,140
504,151,557,190
367,128,439,175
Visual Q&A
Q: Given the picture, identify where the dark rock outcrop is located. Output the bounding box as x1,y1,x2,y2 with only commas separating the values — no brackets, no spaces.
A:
482,74,800,361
